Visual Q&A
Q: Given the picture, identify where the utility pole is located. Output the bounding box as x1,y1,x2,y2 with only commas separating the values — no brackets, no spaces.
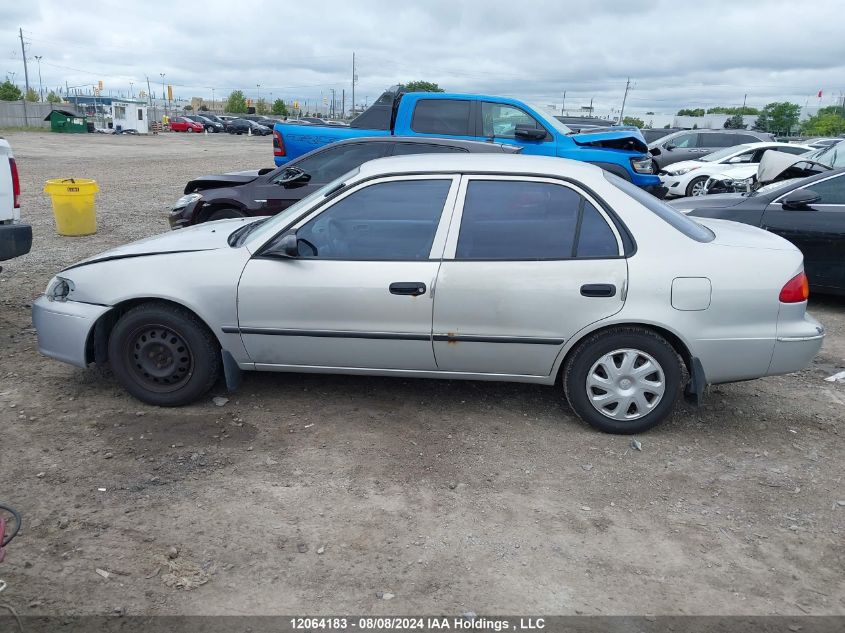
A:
211,87,215,112
129,80,134,98
19,28,30,125
561,91,565,115
330,88,336,118
34,55,43,101
351,52,357,118
145,76,152,108
618,77,631,124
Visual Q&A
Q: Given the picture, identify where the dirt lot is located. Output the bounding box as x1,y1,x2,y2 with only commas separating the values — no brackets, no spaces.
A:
0,131,843,617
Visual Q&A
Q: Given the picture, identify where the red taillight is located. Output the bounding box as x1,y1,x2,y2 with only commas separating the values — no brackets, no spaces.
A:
9,158,20,209
273,129,286,157
779,272,810,303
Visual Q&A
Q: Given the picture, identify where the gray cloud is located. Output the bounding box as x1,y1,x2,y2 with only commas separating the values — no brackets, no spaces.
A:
1,0,844,118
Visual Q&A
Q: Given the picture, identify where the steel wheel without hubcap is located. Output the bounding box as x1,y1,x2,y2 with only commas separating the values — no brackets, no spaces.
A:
125,324,193,393
586,348,665,421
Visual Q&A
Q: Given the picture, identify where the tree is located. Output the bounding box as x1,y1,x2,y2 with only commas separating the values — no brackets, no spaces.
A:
0,80,23,101
706,106,759,115
199,104,209,111
754,102,801,135
272,98,288,116
25,87,38,102
801,105,845,136
184,104,193,111
622,116,644,128
403,80,444,93
46,90,61,104
723,113,746,129
225,90,247,113
677,108,705,116
255,98,269,115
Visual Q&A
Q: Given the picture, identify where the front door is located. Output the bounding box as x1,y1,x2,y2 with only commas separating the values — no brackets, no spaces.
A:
762,173,845,292
432,176,628,376
250,141,392,216
479,101,557,156
236,176,459,370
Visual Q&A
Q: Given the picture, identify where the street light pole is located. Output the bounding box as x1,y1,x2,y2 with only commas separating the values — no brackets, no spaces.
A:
256,84,261,105
34,55,43,101
211,87,215,112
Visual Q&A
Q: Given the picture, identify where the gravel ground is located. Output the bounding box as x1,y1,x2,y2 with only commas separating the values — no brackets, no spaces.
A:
0,131,843,617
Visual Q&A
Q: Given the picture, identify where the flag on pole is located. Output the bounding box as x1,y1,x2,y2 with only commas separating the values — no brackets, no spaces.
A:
817,90,823,98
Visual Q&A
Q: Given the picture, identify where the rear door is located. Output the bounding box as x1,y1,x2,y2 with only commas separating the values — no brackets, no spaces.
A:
432,176,628,376
250,142,391,215
762,173,845,291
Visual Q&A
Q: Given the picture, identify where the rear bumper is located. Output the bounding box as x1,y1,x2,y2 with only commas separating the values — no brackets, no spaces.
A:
0,222,32,261
767,313,825,376
32,296,111,368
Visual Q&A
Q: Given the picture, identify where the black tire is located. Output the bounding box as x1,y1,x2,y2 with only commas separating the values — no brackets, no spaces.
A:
563,327,683,434
108,302,221,407
686,175,709,197
205,207,245,222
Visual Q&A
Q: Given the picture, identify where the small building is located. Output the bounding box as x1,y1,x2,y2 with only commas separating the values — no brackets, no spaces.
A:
44,109,88,133
65,96,149,133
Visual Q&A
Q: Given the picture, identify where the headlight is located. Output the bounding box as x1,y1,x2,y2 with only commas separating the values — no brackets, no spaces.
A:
630,157,653,174
668,166,699,176
46,276,74,302
173,192,202,210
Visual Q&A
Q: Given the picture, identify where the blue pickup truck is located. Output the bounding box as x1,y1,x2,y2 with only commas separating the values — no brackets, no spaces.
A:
273,86,661,191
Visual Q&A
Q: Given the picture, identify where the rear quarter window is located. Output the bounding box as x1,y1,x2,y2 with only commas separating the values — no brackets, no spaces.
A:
604,173,715,242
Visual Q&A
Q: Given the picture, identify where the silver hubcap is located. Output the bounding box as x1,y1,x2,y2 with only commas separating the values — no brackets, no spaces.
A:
586,348,665,421
691,180,707,196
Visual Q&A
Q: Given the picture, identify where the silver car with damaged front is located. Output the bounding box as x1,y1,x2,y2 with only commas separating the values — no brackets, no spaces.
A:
33,155,824,434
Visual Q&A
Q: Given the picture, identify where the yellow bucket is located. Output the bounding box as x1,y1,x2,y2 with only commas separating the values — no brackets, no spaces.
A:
44,178,99,236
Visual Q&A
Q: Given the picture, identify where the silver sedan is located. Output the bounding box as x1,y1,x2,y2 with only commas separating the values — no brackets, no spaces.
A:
33,155,824,434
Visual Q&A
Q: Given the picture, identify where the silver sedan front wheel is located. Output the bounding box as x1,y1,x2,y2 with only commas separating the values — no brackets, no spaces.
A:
586,349,665,420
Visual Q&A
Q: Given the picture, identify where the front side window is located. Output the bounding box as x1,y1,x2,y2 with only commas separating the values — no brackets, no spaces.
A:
802,174,845,204
668,133,698,148
455,180,617,260
411,99,471,136
288,143,388,183
481,102,547,140
295,179,452,260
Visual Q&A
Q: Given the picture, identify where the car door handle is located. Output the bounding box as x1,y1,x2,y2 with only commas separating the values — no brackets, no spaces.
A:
581,284,616,297
389,282,427,296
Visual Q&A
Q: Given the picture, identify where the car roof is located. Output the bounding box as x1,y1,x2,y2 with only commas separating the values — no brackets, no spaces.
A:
355,153,601,179
322,136,520,153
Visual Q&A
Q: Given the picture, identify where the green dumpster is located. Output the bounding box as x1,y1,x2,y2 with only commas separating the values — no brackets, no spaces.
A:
44,109,88,133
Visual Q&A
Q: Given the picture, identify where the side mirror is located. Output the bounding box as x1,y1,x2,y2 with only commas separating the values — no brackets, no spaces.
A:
266,232,300,258
275,167,311,188
781,188,821,210
664,143,676,151
514,124,547,141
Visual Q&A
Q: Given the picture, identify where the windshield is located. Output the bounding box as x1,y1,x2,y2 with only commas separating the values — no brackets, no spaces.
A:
525,102,572,134
802,141,845,168
699,145,751,162
240,170,359,249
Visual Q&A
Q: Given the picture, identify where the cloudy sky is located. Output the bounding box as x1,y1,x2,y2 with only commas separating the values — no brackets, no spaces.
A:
2,0,844,120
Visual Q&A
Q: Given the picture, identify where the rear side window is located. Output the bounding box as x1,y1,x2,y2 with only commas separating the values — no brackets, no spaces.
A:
605,173,714,242
296,179,451,260
411,99,471,136
392,143,468,155
455,180,619,260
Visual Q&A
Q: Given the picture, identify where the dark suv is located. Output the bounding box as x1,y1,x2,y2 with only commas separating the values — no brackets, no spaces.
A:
169,136,521,228
649,129,774,169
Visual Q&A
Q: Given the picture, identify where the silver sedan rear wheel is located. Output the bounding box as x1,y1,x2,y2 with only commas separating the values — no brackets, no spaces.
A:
586,348,665,421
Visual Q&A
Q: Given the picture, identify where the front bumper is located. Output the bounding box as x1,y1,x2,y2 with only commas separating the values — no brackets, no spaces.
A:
0,223,32,261
168,198,203,229
32,296,111,368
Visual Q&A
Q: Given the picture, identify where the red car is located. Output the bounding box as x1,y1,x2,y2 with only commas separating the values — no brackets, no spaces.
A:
169,117,204,133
